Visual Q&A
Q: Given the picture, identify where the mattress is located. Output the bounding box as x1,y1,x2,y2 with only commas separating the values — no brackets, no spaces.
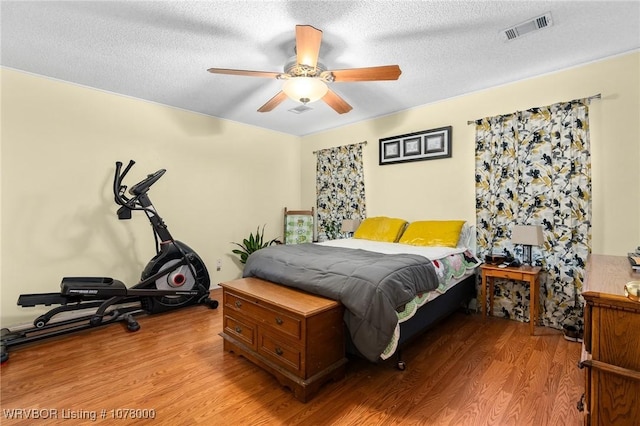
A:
317,239,480,359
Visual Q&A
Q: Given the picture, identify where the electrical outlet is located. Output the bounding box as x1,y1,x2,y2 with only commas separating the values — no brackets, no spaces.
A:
216,259,222,271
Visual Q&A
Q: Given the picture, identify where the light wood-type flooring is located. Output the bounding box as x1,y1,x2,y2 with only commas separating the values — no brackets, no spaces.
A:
1,289,583,425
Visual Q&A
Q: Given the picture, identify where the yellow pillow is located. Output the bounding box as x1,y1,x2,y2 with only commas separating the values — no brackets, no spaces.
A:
399,220,466,247
353,217,407,242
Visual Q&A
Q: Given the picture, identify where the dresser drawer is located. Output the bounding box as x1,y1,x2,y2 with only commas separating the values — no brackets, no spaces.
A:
487,269,524,280
225,292,302,340
258,332,302,375
223,314,256,349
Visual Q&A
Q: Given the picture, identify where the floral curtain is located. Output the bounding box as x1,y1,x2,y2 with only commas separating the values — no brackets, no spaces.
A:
316,143,366,240
475,99,592,330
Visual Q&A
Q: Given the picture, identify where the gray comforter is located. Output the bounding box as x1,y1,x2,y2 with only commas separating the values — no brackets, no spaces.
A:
243,243,438,362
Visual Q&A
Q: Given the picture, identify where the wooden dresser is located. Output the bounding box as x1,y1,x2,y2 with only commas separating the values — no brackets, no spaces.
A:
219,277,347,402
580,255,640,425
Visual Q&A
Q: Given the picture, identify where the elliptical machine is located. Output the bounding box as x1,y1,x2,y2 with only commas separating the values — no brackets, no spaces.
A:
1,160,217,363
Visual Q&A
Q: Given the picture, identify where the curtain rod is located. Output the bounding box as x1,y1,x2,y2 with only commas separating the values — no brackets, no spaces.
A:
466,93,602,125
313,141,367,154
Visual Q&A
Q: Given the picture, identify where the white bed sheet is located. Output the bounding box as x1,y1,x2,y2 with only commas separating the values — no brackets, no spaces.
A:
317,238,468,258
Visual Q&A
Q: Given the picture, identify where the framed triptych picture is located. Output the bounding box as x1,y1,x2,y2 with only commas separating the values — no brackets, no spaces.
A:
379,126,452,165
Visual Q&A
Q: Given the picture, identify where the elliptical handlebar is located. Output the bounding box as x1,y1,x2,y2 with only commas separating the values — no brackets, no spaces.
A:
114,161,130,207
113,160,166,207
129,168,166,196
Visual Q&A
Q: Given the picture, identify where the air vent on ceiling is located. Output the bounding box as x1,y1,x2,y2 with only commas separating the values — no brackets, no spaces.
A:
502,12,553,41
288,105,313,114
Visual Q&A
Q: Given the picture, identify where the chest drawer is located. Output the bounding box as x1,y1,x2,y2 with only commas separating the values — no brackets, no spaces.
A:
223,314,256,349
225,292,302,340
258,331,302,374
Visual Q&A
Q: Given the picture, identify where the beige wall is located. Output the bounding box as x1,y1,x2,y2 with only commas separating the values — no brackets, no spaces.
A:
2,51,638,325
301,51,640,257
1,69,300,324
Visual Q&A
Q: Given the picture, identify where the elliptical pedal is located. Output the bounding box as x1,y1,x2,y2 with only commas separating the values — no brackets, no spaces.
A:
61,277,128,297
18,292,81,307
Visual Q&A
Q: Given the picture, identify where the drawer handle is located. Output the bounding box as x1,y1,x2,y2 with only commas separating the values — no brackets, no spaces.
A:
235,300,242,308
235,326,242,334
275,317,283,325
577,394,585,412
275,347,283,356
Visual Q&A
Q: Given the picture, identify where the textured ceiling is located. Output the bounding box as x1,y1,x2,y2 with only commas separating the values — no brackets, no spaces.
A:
2,1,639,136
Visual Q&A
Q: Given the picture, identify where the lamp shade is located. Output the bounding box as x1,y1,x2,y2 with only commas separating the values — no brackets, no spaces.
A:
341,219,361,233
511,225,544,246
282,77,328,104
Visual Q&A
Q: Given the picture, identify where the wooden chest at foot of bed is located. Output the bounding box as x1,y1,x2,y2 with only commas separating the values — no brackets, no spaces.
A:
219,277,347,402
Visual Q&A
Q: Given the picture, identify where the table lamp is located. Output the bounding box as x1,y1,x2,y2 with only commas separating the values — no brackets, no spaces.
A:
511,225,544,265
341,219,361,237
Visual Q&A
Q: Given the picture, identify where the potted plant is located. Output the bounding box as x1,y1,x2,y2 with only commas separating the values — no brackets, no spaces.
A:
232,225,279,264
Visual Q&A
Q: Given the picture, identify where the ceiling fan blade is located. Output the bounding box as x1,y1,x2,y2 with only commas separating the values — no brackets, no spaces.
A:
295,25,322,69
322,89,353,114
257,91,288,113
330,65,402,82
207,68,282,79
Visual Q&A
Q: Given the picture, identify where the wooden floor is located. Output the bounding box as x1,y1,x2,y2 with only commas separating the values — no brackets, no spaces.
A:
1,289,584,425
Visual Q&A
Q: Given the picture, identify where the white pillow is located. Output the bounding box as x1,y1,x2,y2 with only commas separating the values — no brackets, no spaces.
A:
456,222,476,254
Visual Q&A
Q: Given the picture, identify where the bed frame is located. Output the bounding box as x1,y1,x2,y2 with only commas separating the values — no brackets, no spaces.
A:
346,273,477,369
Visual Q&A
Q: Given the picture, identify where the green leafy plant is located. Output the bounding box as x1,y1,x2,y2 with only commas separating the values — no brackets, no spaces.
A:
232,225,279,264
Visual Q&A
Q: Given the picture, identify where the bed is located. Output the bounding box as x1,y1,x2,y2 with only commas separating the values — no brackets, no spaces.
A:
243,218,480,368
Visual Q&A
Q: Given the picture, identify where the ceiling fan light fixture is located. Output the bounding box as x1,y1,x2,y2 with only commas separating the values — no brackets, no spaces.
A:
208,25,399,113
282,77,328,104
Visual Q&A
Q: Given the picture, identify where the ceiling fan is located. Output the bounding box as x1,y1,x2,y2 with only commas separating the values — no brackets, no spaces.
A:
207,25,402,114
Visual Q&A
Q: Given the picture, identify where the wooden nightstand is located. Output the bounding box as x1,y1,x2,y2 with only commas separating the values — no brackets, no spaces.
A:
479,263,542,335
